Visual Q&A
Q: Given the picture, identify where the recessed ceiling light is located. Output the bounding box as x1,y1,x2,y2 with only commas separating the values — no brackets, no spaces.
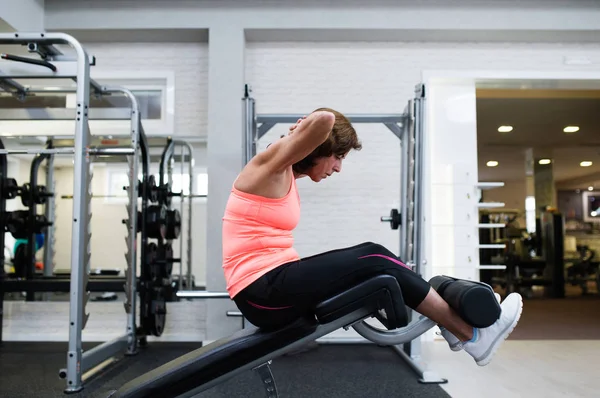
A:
580,161,593,167
486,160,499,167
564,126,580,133
538,159,551,165
588,186,594,191
497,126,513,133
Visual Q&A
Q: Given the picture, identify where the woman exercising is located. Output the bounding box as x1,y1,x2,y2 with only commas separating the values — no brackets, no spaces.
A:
222,108,523,367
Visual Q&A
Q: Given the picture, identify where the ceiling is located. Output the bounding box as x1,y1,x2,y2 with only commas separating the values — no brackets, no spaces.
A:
476,89,600,190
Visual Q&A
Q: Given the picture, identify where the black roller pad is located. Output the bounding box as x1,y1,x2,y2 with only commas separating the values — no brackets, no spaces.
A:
429,275,501,328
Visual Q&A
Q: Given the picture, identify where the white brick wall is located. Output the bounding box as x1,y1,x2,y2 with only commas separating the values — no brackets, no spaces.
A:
245,41,600,261
84,41,209,137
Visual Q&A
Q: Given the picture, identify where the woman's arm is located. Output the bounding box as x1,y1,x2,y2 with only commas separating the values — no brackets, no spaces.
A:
254,110,335,173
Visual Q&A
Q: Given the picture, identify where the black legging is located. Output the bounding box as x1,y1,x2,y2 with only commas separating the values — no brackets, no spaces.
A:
233,241,431,330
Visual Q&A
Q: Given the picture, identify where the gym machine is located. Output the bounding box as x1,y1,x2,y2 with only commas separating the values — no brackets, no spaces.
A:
175,84,446,384
0,32,143,393
485,209,566,299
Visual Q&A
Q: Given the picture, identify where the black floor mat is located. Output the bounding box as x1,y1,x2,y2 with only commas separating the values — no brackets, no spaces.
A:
0,342,451,398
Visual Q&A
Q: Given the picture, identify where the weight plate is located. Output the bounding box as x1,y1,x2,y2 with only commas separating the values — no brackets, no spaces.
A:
159,243,174,278
146,287,166,337
146,205,167,239
165,209,181,240
145,242,158,280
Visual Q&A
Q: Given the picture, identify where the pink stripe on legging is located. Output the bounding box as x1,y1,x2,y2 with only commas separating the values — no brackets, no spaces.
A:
247,300,293,310
358,254,412,270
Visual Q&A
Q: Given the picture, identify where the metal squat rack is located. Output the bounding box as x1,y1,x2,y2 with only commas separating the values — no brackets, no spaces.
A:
237,84,442,383
0,32,143,393
158,138,195,292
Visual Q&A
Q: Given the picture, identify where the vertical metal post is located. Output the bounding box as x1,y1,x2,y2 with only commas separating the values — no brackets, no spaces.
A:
43,151,55,279
65,37,93,394
173,140,194,290
406,85,426,361
116,87,141,356
399,102,412,261
242,85,257,165
27,151,51,301
0,140,7,344
186,145,193,289
178,144,184,291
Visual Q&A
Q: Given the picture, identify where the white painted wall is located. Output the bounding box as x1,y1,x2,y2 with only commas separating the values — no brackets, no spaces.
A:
246,41,600,281
0,0,44,31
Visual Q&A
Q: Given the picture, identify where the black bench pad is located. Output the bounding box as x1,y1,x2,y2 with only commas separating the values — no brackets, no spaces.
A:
108,275,407,398
108,317,318,398
315,274,408,329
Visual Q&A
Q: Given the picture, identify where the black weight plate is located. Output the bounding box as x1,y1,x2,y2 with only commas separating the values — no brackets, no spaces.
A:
165,209,181,240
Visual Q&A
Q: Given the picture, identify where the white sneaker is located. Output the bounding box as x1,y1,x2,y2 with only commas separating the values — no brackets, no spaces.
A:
439,292,501,352
463,292,523,366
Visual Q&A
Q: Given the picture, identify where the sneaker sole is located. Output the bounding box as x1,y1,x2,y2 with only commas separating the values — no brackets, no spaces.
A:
476,294,523,366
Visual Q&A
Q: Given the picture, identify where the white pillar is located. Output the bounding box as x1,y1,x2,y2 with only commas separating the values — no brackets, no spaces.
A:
423,80,479,282
205,26,245,340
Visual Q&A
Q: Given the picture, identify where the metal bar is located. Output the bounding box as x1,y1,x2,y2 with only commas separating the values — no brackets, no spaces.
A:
80,334,129,374
179,144,184,291
242,86,257,164
43,152,56,280
89,78,107,97
477,223,506,228
31,43,64,58
59,193,207,199
384,122,403,139
478,244,506,249
0,138,7,344
114,86,141,357
316,337,372,344
478,202,505,208
0,32,78,45
476,182,505,189
0,147,136,155
176,291,230,299
1,278,135,292
257,114,406,124
91,148,136,156
400,100,413,263
65,33,93,394
391,345,448,384
0,148,76,155
477,265,507,270
226,311,243,317
0,77,27,99
407,84,426,363
0,108,132,120
171,140,194,290
257,122,275,140
0,60,79,79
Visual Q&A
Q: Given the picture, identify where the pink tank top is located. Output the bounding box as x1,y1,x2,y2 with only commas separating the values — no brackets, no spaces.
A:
222,172,301,298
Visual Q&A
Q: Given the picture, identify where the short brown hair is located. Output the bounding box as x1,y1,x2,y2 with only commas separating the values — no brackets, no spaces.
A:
293,108,362,175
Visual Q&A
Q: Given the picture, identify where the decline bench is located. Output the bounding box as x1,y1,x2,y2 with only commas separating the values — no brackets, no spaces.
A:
107,275,500,398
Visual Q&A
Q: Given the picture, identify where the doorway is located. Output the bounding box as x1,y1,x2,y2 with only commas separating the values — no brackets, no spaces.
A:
474,79,600,340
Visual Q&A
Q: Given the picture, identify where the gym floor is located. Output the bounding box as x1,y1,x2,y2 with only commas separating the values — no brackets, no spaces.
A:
1,286,598,398
0,342,450,398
